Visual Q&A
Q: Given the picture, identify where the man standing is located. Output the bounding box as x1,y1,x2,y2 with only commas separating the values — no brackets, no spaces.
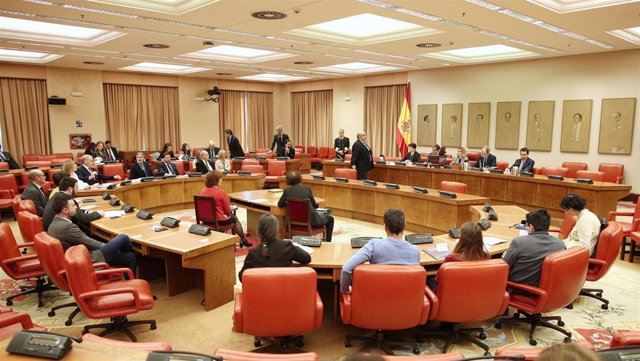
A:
42,177,103,231
206,140,221,159
157,153,179,175
277,140,296,159
225,129,245,158
401,143,420,164
350,131,373,180
511,147,535,173
478,146,497,169
196,150,215,173
0,145,19,169
334,129,350,160
340,209,420,292
76,155,120,185
21,169,48,216
268,126,290,154
104,140,119,161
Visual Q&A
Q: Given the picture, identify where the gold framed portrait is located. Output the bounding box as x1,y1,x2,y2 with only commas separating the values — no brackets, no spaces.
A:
417,104,437,146
598,98,636,155
441,103,463,148
560,99,592,153
526,100,555,151
467,102,490,149
495,102,521,150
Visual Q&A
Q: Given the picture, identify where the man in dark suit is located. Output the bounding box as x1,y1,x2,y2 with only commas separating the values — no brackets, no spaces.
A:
42,177,103,231
277,171,334,242
225,129,245,159
478,146,497,169
77,155,120,185
511,147,535,173
206,140,220,159
350,131,374,180
196,150,215,173
401,143,421,163
156,153,179,175
269,125,290,155
47,193,137,272
277,140,296,159
104,140,119,161
0,145,19,169
334,129,350,160
129,152,153,179
21,169,48,216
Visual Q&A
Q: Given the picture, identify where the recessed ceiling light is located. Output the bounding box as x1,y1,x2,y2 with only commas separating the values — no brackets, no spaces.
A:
237,73,309,82
216,72,232,76
527,0,636,13
143,43,169,49
422,44,538,63
251,11,287,20
88,0,216,15
416,43,441,48
0,16,124,46
183,45,295,63
607,26,640,45
311,62,401,74
83,61,105,65
294,61,314,65
120,62,208,74
0,48,63,63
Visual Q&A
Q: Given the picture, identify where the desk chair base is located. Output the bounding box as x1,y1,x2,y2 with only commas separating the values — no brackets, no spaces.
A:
48,301,81,326
252,335,306,353
422,323,491,356
6,278,56,307
580,288,609,309
495,310,572,346
82,315,157,342
345,329,421,355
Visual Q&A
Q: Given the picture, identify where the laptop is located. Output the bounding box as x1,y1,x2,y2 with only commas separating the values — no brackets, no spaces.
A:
428,155,441,165
350,237,376,248
292,236,322,247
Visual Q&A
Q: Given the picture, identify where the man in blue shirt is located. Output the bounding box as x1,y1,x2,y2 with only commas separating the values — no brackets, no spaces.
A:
340,208,420,292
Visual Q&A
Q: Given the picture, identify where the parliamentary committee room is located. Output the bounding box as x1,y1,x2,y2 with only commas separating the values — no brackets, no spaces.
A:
0,0,638,360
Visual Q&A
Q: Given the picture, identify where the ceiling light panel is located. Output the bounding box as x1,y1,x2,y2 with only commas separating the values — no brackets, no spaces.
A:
184,45,296,63
236,73,310,82
422,44,539,63
527,0,638,13
88,0,217,15
119,62,208,74
606,26,640,45
0,48,63,63
311,62,401,74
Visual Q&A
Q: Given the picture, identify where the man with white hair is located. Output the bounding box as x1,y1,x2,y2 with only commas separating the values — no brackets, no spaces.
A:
76,155,120,185
350,131,374,180
21,169,48,216
206,140,220,160
196,150,215,173
268,125,290,154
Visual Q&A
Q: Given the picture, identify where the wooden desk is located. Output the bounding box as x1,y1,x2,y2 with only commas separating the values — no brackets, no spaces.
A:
294,153,312,174
0,339,148,361
322,160,630,219
231,158,303,173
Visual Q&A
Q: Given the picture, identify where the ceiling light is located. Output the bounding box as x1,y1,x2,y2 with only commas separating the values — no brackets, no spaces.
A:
236,73,310,82
416,43,442,48
87,0,216,15
251,11,287,20
311,62,401,74
422,44,538,63
119,62,208,74
143,43,169,49
527,0,637,13
0,16,124,46
184,45,295,63
606,26,640,45
83,61,104,65
0,48,62,63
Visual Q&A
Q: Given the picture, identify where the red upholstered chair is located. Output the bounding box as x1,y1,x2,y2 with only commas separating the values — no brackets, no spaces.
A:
286,198,326,240
424,260,509,355
548,213,577,240
0,223,54,307
242,159,260,166
439,181,467,194
11,195,21,219
318,147,331,159
233,267,323,352
193,195,235,234
0,162,8,170
82,333,172,351
610,331,640,347
575,170,605,182
341,265,430,355
22,154,40,165
257,152,275,159
538,167,569,177
579,222,623,309
0,174,19,218
102,163,125,180
495,341,594,360
598,163,624,183
64,245,156,341
382,354,465,361
495,247,589,346
306,146,318,157
532,167,539,175
607,197,640,261
47,168,61,182
265,160,287,188
37,155,57,162
561,162,588,178
24,160,51,168
344,154,352,161
53,153,74,160
171,161,185,175
240,165,265,174
76,151,85,162
18,200,37,215
215,348,319,361
334,168,357,180
254,147,269,153
496,161,509,171
467,151,480,162
16,210,44,244
0,312,46,341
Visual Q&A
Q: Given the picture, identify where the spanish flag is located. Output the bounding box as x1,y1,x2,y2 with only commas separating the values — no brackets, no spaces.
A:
395,82,411,155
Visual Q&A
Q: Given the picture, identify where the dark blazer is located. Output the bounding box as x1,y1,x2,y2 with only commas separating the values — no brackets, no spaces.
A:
277,184,328,227
350,140,373,172
47,216,106,263
238,239,311,282
206,147,220,160
227,136,245,158
22,182,47,216
512,158,535,173
334,137,350,152
129,161,153,179
401,151,421,163
477,154,497,168
277,146,296,159
270,133,290,154
104,146,119,161
43,193,101,230
156,161,179,175
195,159,215,173
1,151,19,169
76,165,116,185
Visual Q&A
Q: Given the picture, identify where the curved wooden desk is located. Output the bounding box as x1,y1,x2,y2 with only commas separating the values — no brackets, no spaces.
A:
231,158,302,173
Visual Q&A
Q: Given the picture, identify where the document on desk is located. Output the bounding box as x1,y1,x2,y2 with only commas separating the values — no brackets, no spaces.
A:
252,198,268,203
80,205,98,210
423,244,451,260
104,210,125,218
483,237,507,247
293,243,314,255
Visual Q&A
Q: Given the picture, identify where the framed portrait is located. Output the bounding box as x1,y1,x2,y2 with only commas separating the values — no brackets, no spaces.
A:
441,103,463,148
526,100,555,151
417,104,437,146
467,102,490,149
69,134,91,150
560,99,592,153
598,97,636,155
495,101,521,150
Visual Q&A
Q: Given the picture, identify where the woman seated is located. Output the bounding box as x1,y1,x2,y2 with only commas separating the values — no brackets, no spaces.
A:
61,159,89,190
560,194,601,255
160,143,175,159
452,146,468,164
277,170,334,242
215,150,231,173
199,171,251,248
178,143,192,160
91,140,107,162
238,214,311,282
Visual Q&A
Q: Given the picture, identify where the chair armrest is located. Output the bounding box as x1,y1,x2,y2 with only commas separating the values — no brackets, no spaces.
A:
499,292,510,315
588,258,607,268
424,286,439,320
77,287,140,308
340,292,352,324
280,170,286,176
633,218,640,232
17,242,35,249
607,211,633,221
0,190,14,199
616,176,623,184
0,312,35,329
92,262,110,270
232,293,243,333
56,269,71,291
314,293,323,329
95,267,134,280
3,253,38,266
506,281,545,297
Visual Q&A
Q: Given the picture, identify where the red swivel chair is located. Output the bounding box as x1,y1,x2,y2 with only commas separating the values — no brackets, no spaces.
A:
171,161,185,175
242,159,260,166
579,222,623,309
16,211,44,244
53,153,74,160
495,247,589,346
334,168,357,180
548,213,577,240
18,200,37,215
611,331,640,347
47,168,61,182
0,174,19,218
496,161,509,171
561,162,588,178
82,333,172,351
0,312,46,341
257,152,275,159
0,223,54,307
341,265,430,355
233,267,323,352
576,170,605,182
240,165,265,174
538,167,569,177
102,163,125,180
598,163,624,183
265,160,287,188
439,181,467,194
286,198,326,240
22,154,40,165
607,197,640,261
64,245,157,341
424,260,509,355
193,195,235,234
254,148,269,153
215,348,318,361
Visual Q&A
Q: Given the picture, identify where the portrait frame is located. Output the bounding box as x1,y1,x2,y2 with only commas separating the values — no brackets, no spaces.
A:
526,100,555,151
441,103,463,148
495,101,521,150
69,134,91,150
467,102,491,149
598,97,636,155
560,99,593,153
417,104,437,146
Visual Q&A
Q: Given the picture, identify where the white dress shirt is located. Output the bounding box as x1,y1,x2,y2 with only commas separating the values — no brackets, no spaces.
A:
563,208,601,255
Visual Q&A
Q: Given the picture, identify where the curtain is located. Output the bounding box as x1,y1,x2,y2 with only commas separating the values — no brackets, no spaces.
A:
103,83,180,151
218,90,245,149
364,84,406,157
0,78,51,165
291,90,333,147
246,92,272,151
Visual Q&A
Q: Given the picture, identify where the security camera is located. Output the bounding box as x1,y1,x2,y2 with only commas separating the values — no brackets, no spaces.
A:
206,86,221,96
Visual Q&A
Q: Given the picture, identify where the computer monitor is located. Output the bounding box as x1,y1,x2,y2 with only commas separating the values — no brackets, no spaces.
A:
428,155,441,165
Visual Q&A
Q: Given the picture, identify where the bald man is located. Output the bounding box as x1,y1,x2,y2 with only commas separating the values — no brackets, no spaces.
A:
21,169,48,216
350,131,374,180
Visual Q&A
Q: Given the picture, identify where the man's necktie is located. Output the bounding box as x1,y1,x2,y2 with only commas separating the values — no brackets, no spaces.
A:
519,160,525,172
108,149,114,160
206,161,212,171
166,163,173,175
0,153,5,161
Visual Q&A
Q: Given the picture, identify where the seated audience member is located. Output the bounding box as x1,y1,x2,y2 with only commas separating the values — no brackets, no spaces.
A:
178,143,191,160
43,177,103,231
206,140,220,160
192,148,201,170
195,150,215,173
0,144,19,169
156,153,179,175
340,208,420,292
129,152,153,179
21,169,48,216
199,171,251,248
104,140,119,161
77,155,120,185
61,159,89,190
160,143,175,159
478,145,497,169
536,343,601,361
560,194,601,255
215,150,231,173
452,146,468,164
48,171,70,199
83,142,96,156
502,209,565,292
511,147,535,173
438,146,447,165
400,143,420,163
277,140,296,159
278,171,334,242
429,144,441,156
91,140,107,162
47,193,136,273
238,214,311,282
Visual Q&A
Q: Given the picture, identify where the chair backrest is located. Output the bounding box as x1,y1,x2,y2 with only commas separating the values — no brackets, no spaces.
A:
0,223,21,266
37,155,57,162
22,154,41,165
240,165,264,174
63,246,99,299
102,163,125,179
254,148,269,153
76,151,85,162
495,161,509,171
240,267,320,336
318,147,330,156
34,232,70,291
286,198,313,229
267,160,286,176
0,174,18,194
598,163,624,183
242,159,260,166
348,264,428,330
537,247,589,312
575,170,605,182
538,167,569,177
558,213,577,240
24,160,51,168
256,152,274,159
47,168,61,182
16,211,44,244
11,195,21,216
439,181,467,194
0,162,8,170
561,162,588,178
611,330,640,347
466,151,481,161
193,195,218,226
333,168,357,179
306,146,317,156
18,200,37,215
172,161,185,175
52,153,74,160
434,259,509,323
589,222,623,280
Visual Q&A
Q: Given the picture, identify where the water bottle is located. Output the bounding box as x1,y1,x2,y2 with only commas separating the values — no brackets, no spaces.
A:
379,154,385,162
463,160,469,171
511,166,518,175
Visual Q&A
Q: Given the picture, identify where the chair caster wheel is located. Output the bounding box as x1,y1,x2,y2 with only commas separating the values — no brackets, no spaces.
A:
564,336,572,343
254,339,262,347
150,323,157,330
558,320,565,327
529,338,537,346
344,339,352,347
484,351,492,357
566,303,573,309
65,320,73,326
48,311,55,317
512,312,520,319
479,332,487,340
413,346,420,354
38,303,44,308
494,323,502,329
601,304,609,310
6,300,12,306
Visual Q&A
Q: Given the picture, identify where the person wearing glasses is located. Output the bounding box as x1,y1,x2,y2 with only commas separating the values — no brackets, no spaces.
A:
21,169,49,216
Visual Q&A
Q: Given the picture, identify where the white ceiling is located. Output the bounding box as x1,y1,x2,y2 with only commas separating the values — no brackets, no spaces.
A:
0,0,639,82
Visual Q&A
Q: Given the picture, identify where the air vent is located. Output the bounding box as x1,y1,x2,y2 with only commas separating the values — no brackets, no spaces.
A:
416,43,442,48
143,43,169,49
83,61,104,65
251,11,287,20
294,61,313,65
